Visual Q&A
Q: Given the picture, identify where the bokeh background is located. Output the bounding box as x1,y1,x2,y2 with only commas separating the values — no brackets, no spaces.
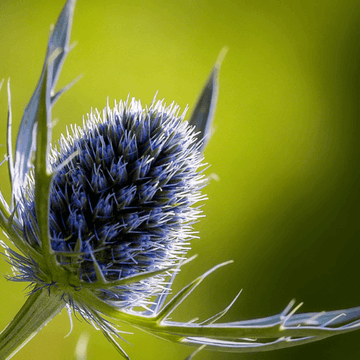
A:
1,0,360,359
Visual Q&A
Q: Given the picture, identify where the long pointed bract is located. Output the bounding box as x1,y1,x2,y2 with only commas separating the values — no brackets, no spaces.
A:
189,48,228,152
12,0,76,203
6,80,14,208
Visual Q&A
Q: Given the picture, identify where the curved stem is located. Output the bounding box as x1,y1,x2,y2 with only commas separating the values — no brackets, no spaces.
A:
0,286,65,360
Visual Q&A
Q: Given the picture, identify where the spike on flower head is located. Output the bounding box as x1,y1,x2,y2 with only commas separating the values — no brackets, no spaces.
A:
17,97,207,308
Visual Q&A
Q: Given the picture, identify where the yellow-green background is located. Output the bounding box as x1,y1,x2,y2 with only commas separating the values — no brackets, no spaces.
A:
1,0,360,359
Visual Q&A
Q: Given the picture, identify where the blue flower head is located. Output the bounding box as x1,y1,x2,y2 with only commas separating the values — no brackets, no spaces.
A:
2,1,360,359
20,97,206,308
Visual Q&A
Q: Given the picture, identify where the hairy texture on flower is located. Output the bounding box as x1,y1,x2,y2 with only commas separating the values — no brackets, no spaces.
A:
17,97,206,308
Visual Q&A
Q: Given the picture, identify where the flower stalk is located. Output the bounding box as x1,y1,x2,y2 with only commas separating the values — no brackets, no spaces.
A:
0,286,65,360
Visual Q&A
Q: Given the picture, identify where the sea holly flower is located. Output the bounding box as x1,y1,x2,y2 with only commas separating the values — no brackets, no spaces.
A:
1,0,360,359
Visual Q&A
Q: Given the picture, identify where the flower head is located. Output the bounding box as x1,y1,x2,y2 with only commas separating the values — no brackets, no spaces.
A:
20,97,205,308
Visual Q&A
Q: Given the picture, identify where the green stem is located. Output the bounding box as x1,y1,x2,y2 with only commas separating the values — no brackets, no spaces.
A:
0,286,65,360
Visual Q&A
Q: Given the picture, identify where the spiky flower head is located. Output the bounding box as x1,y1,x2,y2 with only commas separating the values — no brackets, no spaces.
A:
17,97,205,308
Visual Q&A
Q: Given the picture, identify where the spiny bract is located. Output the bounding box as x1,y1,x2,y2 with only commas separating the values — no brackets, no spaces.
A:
17,97,206,308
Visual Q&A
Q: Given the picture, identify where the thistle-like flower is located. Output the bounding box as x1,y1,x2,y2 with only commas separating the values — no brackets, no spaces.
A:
21,96,206,308
2,1,360,359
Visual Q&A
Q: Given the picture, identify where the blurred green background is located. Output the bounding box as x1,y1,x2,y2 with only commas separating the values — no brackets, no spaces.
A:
1,0,360,359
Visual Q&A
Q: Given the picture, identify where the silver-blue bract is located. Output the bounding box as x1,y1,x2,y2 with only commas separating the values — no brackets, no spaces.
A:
1,1,360,360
